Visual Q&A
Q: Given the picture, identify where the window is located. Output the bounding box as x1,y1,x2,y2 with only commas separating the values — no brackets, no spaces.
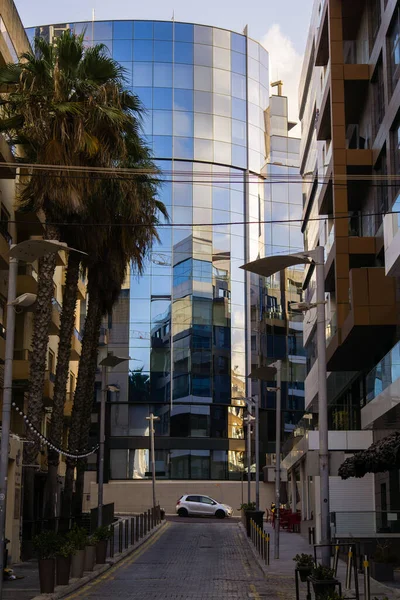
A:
368,0,381,50
388,6,400,93
0,205,10,242
48,349,55,375
200,496,214,505
372,57,385,135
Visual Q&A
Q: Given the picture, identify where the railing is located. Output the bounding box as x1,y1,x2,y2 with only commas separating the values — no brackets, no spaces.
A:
331,511,400,536
343,39,369,65
324,225,335,260
249,519,270,566
325,311,337,344
365,339,400,403
108,505,164,558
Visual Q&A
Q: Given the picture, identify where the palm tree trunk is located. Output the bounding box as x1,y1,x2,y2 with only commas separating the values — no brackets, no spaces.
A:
45,252,81,519
23,224,59,528
63,283,102,517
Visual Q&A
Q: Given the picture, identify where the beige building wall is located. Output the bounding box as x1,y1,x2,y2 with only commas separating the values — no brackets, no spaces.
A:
87,480,275,516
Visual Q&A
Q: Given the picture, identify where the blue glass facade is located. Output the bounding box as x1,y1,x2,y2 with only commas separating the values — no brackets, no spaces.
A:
28,21,304,480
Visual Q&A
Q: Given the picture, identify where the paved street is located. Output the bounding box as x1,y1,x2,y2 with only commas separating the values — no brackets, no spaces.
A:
62,520,293,600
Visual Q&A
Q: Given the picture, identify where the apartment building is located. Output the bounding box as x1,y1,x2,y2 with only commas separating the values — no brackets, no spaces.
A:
282,0,400,541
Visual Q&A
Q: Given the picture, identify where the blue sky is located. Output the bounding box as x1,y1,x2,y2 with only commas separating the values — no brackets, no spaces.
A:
14,0,314,123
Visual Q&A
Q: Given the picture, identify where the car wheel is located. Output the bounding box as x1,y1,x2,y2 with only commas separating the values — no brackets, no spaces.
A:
215,509,226,519
178,507,188,517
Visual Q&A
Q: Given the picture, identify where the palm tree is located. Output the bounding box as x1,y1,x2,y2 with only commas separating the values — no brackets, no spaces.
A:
0,29,149,518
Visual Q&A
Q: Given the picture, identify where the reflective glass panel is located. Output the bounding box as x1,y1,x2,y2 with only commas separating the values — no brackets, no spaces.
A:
153,87,173,110
231,32,246,54
213,187,230,211
153,135,173,157
113,21,133,39
133,86,152,108
248,57,259,81
231,146,246,169
175,23,194,42
153,110,173,135
194,113,213,139
154,22,173,40
248,81,260,105
154,63,173,87
194,91,213,113
232,120,246,145
174,89,193,111
174,42,193,64
94,21,112,39
120,62,133,86
194,44,213,67
213,69,231,95
232,73,246,99
134,21,153,39
248,39,259,60
174,111,194,137
154,40,173,62
213,46,231,70
213,28,230,49
141,112,152,135
113,39,132,61
194,138,213,161
174,137,194,159
214,94,231,117
174,64,193,89
194,66,212,92
110,449,128,479
214,116,231,143
211,450,227,478
194,25,213,45
231,51,246,75
133,39,153,61
232,97,246,121
133,62,153,87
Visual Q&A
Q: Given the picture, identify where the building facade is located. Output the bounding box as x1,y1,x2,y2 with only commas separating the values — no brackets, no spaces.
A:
283,0,400,541
29,20,305,512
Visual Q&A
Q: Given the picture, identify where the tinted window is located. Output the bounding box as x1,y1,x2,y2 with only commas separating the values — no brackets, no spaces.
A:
113,21,133,39
200,496,214,504
186,495,200,502
134,21,153,39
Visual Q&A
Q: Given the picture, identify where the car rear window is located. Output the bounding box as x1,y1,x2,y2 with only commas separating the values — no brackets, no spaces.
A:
186,495,200,502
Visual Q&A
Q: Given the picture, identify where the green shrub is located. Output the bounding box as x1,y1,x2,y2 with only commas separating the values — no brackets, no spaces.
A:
293,553,314,568
57,540,76,558
92,525,113,542
311,564,335,581
238,502,256,511
66,525,88,551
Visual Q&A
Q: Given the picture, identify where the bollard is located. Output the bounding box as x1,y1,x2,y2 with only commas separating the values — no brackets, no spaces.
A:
140,513,144,538
131,517,135,546
118,521,123,553
267,533,270,565
345,547,353,590
110,524,115,557
333,545,340,576
258,526,261,555
148,509,151,530
363,555,370,600
136,515,140,541
144,512,148,536
125,519,129,549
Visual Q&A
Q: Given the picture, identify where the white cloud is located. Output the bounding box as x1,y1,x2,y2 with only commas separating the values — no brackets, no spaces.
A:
260,24,303,136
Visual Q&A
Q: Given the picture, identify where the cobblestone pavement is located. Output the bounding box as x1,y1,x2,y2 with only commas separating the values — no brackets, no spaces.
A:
63,521,295,600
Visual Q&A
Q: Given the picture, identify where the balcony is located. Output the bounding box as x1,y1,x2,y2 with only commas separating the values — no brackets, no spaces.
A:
70,328,82,360
0,225,11,269
43,370,55,403
49,298,61,335
16,263,38,295
64,391,73,418
327,267,397,371
12,349,30,381
77,277,86,301
384,207,400,277
315,3,329,67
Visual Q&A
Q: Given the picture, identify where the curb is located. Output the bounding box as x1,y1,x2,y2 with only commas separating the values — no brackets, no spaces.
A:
31,520,167,600
238,522,270,578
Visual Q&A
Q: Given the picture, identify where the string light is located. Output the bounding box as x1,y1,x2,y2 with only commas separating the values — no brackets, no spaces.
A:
11,402,99,459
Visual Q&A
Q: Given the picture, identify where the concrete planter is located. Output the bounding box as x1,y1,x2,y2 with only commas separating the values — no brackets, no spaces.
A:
38,558,55,593
370,560,394,582
84,545,96,572
56,556,71,586
70,549,85,579
96,540,108,565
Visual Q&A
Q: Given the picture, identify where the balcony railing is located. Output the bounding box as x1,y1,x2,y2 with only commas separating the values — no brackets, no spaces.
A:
343,40,369,65
325,311,337,344
366,339,400,403
331,511,400,536
324,224,335,260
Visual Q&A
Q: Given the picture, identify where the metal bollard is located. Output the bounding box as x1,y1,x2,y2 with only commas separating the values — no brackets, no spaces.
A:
345,547,353,590
363,555,370,600
110,524,115,557
131,517,135,545
144,512,147,536
267,533,270,565
140,513,144,538
149,508,152,529
333,544,340,576
118,521,123,553
136,515,140,541
125,519,129,549
258,526,261,554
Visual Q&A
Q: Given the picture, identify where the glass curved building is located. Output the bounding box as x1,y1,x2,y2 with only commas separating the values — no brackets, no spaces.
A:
28,21,305,506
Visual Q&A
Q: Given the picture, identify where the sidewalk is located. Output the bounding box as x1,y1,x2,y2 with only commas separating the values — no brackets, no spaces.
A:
258,523,400,599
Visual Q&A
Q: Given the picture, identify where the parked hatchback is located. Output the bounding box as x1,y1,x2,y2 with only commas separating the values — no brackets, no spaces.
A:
176,494,233,518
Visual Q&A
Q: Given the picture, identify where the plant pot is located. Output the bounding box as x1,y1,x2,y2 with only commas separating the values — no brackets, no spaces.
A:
70,549,85,579
370,560,394,582
38,558,55,594
298,567,312,582
244,510,264,537
309,577,337,600
56,555,71,586
96,540,108,565
84,545,96,572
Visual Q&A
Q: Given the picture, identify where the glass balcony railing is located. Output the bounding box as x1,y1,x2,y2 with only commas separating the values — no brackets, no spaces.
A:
366,340,400,403
325,311,337,344
324,225,335,260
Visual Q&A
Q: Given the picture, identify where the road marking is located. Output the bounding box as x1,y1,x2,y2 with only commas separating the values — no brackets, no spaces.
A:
249,583,261,599
63,522,170,599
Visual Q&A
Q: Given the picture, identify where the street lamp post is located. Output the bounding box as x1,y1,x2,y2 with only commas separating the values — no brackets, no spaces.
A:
146,413,160,510
241,248,331,566
98,353,129,528
245,406,253,504
0,239,85,597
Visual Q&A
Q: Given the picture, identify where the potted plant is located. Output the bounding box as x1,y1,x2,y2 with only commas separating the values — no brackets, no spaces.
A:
293,553,315,582
238,502,264,536
309,564,337,600
56,540,75,586
370,542,396,582
92,525,113,564
84,536,97,572
67,525,88,579
33,530,60,594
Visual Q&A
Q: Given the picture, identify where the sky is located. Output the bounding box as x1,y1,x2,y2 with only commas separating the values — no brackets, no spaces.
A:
14,0,314,128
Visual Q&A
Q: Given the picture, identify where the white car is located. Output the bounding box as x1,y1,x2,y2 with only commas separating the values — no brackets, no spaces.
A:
176,494,233,519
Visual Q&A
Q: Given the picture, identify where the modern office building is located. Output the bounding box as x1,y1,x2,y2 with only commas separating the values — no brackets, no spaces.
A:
283,0,400,541
28,20,306,512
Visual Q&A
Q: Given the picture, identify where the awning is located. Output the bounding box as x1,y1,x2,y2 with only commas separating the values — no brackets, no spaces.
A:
338,431,400,480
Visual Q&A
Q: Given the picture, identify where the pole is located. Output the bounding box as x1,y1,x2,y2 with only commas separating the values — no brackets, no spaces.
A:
0,255,17,596
246,404,252,505
315,244,330,566
274,359,282,560
146,414,159,510
255,395,260,511
98,364,107,528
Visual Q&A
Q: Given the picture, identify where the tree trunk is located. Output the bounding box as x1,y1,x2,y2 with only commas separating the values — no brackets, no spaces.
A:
63,283,102,517
45,252,81,519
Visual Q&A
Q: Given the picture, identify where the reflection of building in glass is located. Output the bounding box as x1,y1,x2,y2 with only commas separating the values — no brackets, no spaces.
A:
28,20,305,509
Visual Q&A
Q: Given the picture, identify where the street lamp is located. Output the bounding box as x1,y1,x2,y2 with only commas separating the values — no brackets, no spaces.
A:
241,247,331,566
0,239,85,596
98,352,129,527
250,363,282,559
145,413,160,510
